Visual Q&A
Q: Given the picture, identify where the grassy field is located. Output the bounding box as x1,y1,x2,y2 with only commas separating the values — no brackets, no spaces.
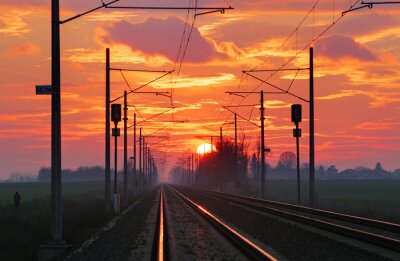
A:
0,181,111,206
237,179,400,223
0,181,134,261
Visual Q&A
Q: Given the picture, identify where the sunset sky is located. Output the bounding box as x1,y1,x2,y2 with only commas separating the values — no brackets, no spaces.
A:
0,0,399,180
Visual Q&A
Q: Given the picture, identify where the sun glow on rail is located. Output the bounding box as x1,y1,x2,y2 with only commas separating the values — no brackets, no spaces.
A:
197,143,215,155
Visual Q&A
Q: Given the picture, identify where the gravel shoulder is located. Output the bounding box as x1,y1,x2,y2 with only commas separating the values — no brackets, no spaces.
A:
64,189,159,261
178,187,397,261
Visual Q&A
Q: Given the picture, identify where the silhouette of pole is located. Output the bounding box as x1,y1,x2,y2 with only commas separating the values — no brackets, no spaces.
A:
139,128,142,191
234,113,238,187
260,91,266,199
296,123,301,205
309,47,315,207
143,142,145,187
105,48,111,211
114,122,118,196
51,0,62,243
220,127,223,144
192,153,194,185
145,145,149,188
148,148,151,186
123,91,128,209
145,142,148,187
133,113,136,193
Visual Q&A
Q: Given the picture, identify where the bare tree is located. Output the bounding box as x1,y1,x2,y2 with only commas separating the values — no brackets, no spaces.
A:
277,151,296,169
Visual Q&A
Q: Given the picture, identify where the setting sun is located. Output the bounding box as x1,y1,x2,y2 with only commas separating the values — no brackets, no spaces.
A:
197,143,215,155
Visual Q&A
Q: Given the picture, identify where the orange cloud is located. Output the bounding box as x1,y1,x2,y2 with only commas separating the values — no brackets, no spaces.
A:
153,73,235,89
354,118,400,130
0,10,31,36
317,90,400,108
7,43,40,57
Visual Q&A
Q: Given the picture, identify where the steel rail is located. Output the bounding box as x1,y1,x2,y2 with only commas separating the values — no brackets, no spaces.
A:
168,186,278,261
187,187,400,253
192,188,400,234
153,186,166,261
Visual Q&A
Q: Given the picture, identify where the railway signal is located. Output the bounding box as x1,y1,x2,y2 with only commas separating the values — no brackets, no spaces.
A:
291,104,302,205
111,103,121,213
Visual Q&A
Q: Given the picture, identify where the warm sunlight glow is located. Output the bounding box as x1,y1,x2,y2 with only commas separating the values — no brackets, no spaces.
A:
197,143,215,155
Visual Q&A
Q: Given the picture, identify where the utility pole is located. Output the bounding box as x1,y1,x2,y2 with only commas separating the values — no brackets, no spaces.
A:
144,142,147,188
234,113,238,187
224,91,271,198
220,127,223,146
309,47,315,207
139,128,142,192
123,91,128,209
146,146,149,187
148,148,151,186
51,0,62,243
192,153,194,186
189,155,192,185
133,113,137,193
149,153,152,186
143,138,146,189
260,91,266,199
105,49,111,211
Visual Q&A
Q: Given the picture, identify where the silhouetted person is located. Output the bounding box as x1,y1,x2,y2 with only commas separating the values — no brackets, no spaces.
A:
13,191,21,209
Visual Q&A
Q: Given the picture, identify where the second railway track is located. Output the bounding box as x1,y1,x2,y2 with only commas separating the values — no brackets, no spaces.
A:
177,186,400,255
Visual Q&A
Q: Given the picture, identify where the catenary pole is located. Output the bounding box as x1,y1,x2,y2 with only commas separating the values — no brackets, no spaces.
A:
51,0,62,243
139,128,142,191
123,91,128,208
234,113,238,187
260,91,266,199
309,48,315,207
105,48,111,211
133,113,136,193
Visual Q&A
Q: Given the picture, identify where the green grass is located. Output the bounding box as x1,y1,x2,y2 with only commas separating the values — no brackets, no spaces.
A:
0,181,135,261
239,179,400,223
0,181,106,206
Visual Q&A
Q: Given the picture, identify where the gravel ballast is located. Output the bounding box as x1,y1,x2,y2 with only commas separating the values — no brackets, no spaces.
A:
64,189,159,261
178,187,396,261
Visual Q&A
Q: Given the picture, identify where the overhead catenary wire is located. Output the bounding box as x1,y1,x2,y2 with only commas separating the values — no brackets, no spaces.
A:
110,71,173,103
219,0,365,155
225,0,363,113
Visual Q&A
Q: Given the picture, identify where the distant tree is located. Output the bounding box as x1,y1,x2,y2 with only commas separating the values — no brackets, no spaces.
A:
37,167,51,181
375,162,384,172
37,166,104,182
277,151,296,169
196,138,248,189
250,153,258,179
326,165,338,175
317,165,325,175
8,172,35,182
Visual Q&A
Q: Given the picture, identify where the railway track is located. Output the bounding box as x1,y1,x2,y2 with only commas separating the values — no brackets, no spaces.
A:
153,185,278,261
177,186,400,254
